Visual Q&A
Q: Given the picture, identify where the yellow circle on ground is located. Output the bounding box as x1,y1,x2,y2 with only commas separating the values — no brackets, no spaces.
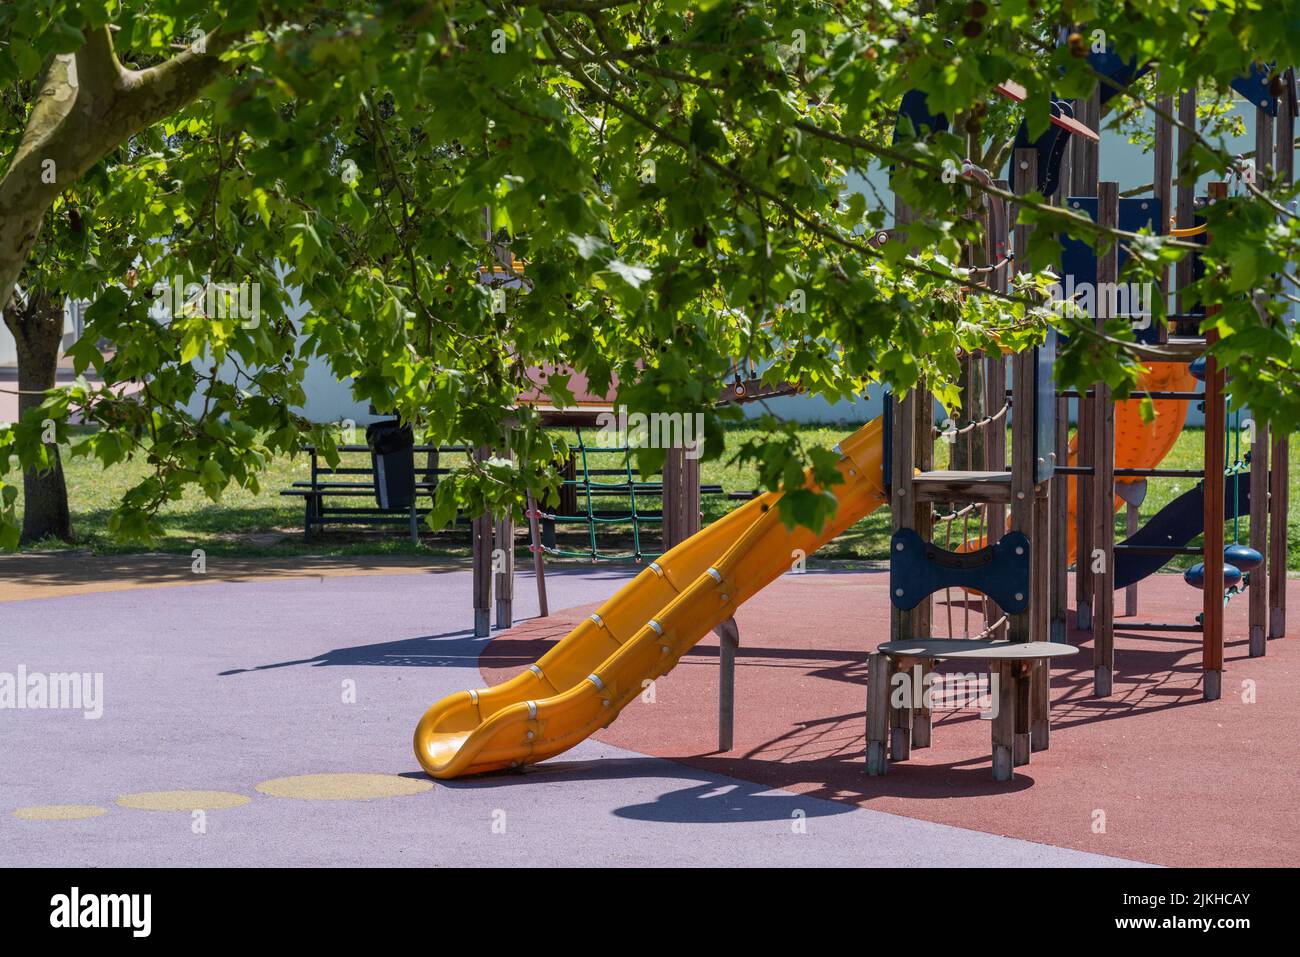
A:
116,790,251,812
255,773,433,801
12,804,109,821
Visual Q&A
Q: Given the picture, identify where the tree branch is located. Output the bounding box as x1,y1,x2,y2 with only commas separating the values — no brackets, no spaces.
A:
76,25,125,95
539,28,1037,309
0,22,242,313
114,29,239,136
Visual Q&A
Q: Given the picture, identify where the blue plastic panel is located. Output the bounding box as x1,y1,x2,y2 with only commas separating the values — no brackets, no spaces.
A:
893,88,949,142
1231,63,1279,118
1087,48,1150,108
890,529,1031,614
1058,196,1163,344
1008,99,1077,196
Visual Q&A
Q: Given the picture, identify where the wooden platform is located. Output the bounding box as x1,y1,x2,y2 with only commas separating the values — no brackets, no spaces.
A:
911,470,1012,503
878,639,1080,660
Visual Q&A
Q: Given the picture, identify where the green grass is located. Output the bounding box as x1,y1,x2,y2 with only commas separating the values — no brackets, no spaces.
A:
12,423,1300,570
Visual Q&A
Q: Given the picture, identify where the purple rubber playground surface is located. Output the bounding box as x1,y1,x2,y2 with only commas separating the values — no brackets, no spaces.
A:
0,567,1143,867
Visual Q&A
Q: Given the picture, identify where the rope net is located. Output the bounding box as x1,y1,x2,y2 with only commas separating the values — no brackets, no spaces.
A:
930,350,1013,640
529,428,661,563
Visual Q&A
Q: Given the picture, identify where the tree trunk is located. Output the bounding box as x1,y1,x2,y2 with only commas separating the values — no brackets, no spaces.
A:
4,293,73,543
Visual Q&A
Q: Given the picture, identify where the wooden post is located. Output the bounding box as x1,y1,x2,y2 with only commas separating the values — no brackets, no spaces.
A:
912,660,934,750
1269,432,1288,640
526,491,549,618
1271,71,1294,641
912,375,934,748
684,452,701,542
889,656,912,762
1175,89,1198,325
987,357,1009,479
1202,344,1226,701
985,336,1009,641
1046,139,1069,652
1073,91,1101,190
494,512,514,630
1045,155,1066,650
1091,390,1116,699
1249,423,1269,656
715,617,739,751
1153,86,1175,344
1125,503,1140,617
865,652,890,775
1202,182,1229,700
954,353,985,472
989,362,1010,644
1071,91,1101,630
1092,182,1119,698
1009,347,1036,765
663,447,680,551
1050,392,1069,642
662,447,701,552
914,376,934,644
1010,148,1041,765
888,388,918,762
1032,489,1052,751
1075,391,1093,630
472,448,493,638
991,660,1016,781
880,189,936,763
1257,100,1276,191
1013,661,1032,766
1248,105,1272,658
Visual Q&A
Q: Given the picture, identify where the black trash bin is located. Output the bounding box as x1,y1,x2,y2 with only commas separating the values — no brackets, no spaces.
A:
365,419,416,510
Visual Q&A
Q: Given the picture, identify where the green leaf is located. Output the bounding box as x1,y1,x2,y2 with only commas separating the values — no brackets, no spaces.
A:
606,260,651,288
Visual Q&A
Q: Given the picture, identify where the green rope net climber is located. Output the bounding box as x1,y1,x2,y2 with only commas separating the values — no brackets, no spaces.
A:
530,429,663,563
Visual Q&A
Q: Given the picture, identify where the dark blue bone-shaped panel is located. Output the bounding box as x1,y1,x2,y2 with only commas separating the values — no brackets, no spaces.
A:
890,529,1031,614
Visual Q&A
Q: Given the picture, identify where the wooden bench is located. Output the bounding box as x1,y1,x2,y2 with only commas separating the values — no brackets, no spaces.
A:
280,444,470,543
866,638,1079,781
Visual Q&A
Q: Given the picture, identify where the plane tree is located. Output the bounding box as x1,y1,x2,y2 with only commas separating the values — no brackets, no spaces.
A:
2,0,1298,547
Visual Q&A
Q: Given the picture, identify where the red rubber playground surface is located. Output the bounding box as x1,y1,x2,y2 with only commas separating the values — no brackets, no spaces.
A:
482,570,1300,868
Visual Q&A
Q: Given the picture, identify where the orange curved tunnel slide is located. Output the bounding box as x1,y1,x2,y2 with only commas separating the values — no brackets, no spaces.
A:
414,417,889,779
1064,362,1197,565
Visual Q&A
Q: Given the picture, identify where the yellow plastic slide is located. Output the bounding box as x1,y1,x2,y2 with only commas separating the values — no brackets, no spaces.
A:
414,417,889,779
1064,362,1197,563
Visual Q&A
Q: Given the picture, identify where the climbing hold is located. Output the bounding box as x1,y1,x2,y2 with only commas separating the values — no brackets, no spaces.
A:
1224,544,1263,572
1184,562,1242,589
1189,356,1207,382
